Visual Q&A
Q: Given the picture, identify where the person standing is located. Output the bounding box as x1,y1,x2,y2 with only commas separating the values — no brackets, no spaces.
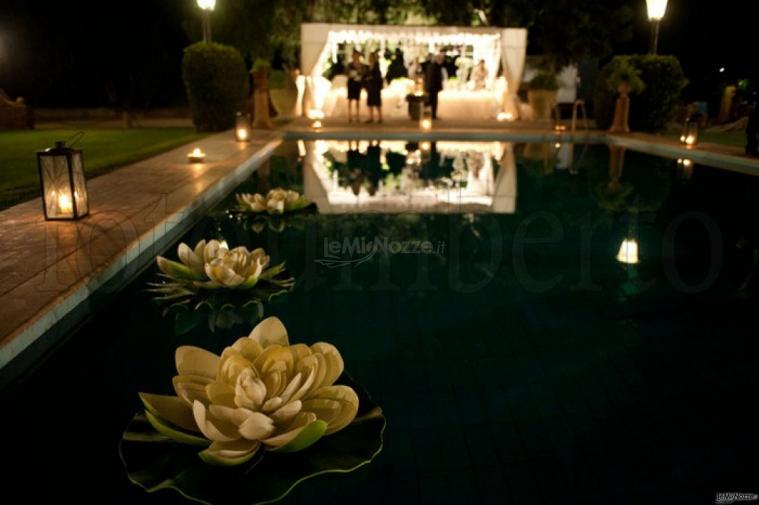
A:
425,52,445,120
470,59,488,90
364,52,384,124
346,50,366,123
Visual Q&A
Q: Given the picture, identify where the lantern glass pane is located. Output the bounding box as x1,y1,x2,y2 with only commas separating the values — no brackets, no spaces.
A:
70,151,89,216
40,154,74,219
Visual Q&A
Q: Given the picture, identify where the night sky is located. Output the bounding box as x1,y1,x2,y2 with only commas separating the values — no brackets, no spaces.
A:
0,0,753,108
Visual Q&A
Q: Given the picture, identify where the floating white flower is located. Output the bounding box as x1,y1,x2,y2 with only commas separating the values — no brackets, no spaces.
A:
236,188,310,215
139,317,359,465
155,240,279,290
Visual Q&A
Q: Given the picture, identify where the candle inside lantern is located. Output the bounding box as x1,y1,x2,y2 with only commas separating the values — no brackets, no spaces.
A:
188,148,206,163
58,193,73,214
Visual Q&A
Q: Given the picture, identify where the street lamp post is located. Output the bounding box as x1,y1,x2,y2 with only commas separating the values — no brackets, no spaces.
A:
197,0,216,43
646,0,668,54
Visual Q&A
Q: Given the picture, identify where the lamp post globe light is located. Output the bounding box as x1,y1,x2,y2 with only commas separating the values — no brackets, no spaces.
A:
197,0,216,43
646,0,668,54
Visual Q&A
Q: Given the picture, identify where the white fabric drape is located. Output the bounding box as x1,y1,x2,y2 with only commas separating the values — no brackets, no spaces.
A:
500,28,528,119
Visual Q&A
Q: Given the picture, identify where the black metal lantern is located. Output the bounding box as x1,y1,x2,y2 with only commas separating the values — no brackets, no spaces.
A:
235,112,251,142
680,118,699,147
37,140,89,220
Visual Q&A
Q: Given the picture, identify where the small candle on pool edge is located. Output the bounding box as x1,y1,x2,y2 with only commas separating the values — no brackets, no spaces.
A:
235,127,249,142
312,120,323,130
188,148,206,163
497,112,514,122
420,119,432,130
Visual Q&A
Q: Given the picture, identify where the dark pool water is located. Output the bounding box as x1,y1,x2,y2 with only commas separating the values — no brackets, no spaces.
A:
2,140,759,505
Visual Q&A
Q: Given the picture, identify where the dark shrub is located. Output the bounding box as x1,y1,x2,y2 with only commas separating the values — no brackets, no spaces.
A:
182,42,248,132
529,72,559,91
594,55,687,132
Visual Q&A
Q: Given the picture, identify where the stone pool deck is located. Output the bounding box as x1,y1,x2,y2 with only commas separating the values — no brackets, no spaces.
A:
1,120,758,383
0,130,281,381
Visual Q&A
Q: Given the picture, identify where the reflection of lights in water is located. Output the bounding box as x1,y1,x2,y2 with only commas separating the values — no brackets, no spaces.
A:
616,239,640,265
677,158,694,180
420,142,431,151
297,140,307,157
188,147,206,163
496,112,514,122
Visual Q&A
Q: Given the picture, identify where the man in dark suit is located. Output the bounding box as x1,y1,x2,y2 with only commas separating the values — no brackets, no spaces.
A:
425,53,445,120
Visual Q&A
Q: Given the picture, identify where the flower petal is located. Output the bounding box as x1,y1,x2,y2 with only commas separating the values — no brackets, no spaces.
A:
144,410,209,447
238,412,276,440
206,382,236,407
303,385,359,435
311,342,344,389
248,317,289,348
199,439,260,466
175,346,220,379
173,375,212,405
139,392,199,433
270,400,302,425
193,400,239,442
261,411,317,448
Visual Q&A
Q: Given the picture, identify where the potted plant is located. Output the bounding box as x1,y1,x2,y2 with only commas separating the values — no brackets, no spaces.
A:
608,60,645,133
251,59,273,129
269,67,299,120
527,71,559,121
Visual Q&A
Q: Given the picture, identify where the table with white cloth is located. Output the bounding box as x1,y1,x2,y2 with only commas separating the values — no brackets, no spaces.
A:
321,77,503,120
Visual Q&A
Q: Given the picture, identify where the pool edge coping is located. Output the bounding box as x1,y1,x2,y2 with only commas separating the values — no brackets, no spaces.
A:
0,136,284,374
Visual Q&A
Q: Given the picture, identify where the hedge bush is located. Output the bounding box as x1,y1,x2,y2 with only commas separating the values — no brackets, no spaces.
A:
529,72,559,91
594,55,687,132
182,42,248,132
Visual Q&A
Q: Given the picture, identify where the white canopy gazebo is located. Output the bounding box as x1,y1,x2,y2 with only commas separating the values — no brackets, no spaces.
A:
299,23,527,120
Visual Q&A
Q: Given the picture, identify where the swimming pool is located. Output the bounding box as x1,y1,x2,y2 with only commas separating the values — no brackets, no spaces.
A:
2,139,758,504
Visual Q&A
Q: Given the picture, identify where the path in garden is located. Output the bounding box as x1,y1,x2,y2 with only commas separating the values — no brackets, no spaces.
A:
0,130,281,377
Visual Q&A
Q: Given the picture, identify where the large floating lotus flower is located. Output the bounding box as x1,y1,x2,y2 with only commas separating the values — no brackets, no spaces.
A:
155,240,286,291
139,317,359,465
236,188,310,215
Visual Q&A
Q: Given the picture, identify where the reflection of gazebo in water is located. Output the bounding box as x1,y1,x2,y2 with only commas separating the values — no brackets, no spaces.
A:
303,140,518,213
299,23,527,120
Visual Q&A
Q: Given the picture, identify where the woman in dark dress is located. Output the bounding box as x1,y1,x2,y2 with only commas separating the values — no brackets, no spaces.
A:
346,50,366,123
364,52,384,124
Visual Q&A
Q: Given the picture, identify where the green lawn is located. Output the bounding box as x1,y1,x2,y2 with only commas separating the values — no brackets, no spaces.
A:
667,129,747,148
0,128,207,209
